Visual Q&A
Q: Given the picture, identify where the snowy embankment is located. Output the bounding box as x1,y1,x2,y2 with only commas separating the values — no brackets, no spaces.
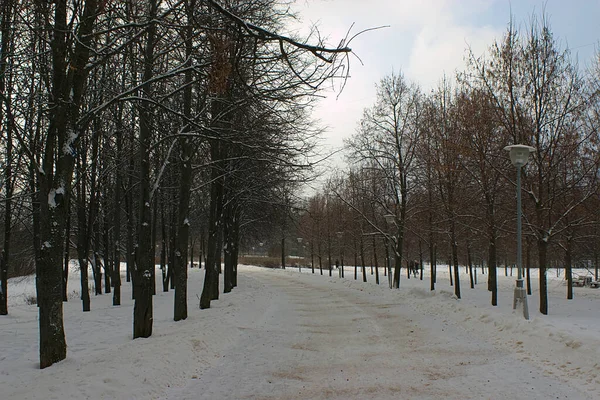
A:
0,263,599,399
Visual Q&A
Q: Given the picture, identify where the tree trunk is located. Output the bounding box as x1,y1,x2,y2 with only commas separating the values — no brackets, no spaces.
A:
112,128,123,306
595,248,599,282
93,215,102,296
393,229,403,289
488,238,497,306
526,236,532,296
232,212,240,288
372,237,379,285
467,241,474,289
133,0,158,339
103,186,111,295
76,152,92,312
125,159,134,287
451,230,460,299
63,209,70,302
360,235,367,283
161,206,168,292
281,236,285,269
565,238,573,300
0,0,13,316
168,208,176,291
200,133,224,309
190,236,194,269
173,135,192,320
328,234,332,277
538,238,548,315
223,206,234,294
430,242,436,291
151,189,158,296
310,241,314,274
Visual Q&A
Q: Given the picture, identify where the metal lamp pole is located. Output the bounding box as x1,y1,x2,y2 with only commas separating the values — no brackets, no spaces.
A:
504,144,534,320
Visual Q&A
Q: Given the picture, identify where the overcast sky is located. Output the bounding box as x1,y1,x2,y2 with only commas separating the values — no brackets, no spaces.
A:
289,0,600,169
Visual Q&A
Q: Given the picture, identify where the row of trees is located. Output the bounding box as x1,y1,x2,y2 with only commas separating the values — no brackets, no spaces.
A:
0,0,354,368
300,15,600,315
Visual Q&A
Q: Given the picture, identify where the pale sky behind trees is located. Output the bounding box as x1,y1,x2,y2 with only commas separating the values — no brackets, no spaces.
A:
290,0,600,165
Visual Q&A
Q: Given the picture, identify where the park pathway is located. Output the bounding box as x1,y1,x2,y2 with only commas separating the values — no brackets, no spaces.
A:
165,268,589,400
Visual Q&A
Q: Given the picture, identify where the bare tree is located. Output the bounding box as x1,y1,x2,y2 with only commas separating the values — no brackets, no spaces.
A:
346,71,422,288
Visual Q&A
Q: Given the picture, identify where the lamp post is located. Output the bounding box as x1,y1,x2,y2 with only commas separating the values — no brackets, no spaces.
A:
504,144,535,320
384,214,395,289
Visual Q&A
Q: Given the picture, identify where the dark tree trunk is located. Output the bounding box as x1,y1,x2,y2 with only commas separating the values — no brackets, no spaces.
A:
190,236,194,269
223,206,234,294
319,254,323,275
384,239,389,279
112,128,123,306
430,242,436,291
419,240,424,281
151,190,158,296
173,11,193,318
565,238,573,300
36,0,99,368
310,241,314,274
93,218,102,296
133,0,157,339
173,141,192,320
0,256,6,315
0,0,13,316
595,248,599,282
126,148,134,286
372,237,379,285
451,231,460,299
93,250,102,295
353,236,357,280
103,185,111,295
487,202,498,304
200,231,205,269
448,248,453,286
161,205,168,292
232,211,240,288
467,241,474,289
76,152,92,312
328,235,333,277
169,207,176,291
200,169,223,309
538,238,548,315
200,127,225,308
525,236,532,295
281,236,285,269
488,238,497,306
63,208,70,302
360,235,367,283
393,230,403,289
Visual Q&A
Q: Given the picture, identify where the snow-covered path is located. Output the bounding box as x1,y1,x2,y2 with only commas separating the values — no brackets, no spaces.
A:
166,269,592,400
2,264,599,399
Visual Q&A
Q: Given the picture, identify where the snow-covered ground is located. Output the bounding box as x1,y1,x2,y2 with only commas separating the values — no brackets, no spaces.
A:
1,263,599,399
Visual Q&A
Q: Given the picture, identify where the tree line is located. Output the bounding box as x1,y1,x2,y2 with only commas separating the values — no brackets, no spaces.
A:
0,0,354,368
299,14,600,317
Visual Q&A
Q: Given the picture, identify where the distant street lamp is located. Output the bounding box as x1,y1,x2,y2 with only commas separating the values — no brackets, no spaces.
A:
384,214,395,289
504,144,535,320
